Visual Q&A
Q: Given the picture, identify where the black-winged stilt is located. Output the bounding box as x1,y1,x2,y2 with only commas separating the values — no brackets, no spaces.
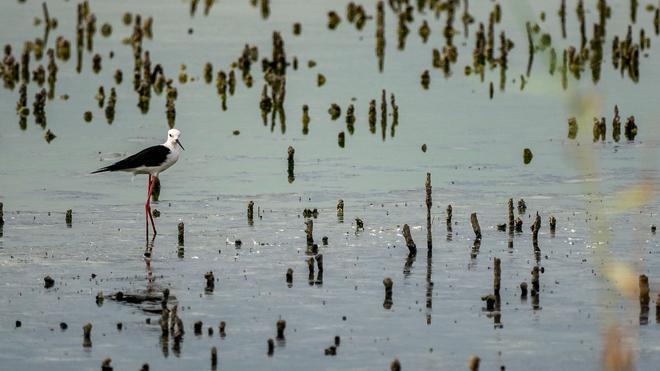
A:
92,129,184,238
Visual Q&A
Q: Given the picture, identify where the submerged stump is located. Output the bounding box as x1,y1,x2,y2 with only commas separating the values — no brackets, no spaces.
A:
402,224,417,257
470,213,482,240
383,277,393,309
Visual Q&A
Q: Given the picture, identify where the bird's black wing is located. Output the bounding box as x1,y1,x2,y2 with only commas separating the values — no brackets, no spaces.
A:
92,145,170,173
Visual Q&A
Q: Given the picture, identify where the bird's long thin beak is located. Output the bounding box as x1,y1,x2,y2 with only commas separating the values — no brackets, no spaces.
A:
176,139,185,150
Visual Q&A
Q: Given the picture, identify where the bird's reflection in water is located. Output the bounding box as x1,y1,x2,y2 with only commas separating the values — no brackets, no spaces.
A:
108,236,169,314
144,235,156,291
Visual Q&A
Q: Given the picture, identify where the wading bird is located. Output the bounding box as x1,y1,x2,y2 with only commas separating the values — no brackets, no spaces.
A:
92,129,184,239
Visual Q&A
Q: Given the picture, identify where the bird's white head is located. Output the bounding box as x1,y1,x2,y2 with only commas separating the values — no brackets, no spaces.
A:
166,129,185,150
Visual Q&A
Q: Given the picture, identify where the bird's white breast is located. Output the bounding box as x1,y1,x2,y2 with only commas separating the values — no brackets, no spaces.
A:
160,150,179,171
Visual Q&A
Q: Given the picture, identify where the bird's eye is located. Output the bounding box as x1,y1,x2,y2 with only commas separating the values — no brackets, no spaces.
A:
169,134,172,137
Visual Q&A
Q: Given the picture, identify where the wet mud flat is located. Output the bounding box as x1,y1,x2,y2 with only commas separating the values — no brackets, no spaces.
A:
1,186,659,370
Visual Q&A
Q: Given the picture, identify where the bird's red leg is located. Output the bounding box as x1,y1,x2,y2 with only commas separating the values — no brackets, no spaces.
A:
146,176,157,235
145,175,152,239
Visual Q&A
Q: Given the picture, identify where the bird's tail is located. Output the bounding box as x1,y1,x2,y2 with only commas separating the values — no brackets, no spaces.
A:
91,167,111,174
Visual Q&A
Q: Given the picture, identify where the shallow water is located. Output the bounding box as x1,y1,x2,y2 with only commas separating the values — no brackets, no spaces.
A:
1,1,659,370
